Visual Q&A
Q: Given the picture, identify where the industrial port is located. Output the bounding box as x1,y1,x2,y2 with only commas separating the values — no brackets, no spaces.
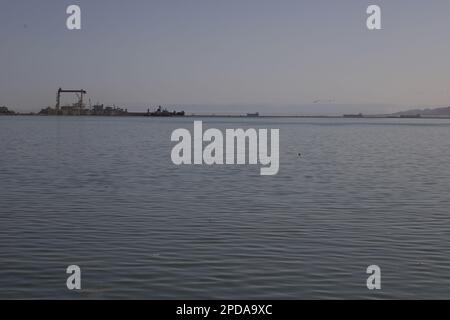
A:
2,87,450,119
36,88,185,117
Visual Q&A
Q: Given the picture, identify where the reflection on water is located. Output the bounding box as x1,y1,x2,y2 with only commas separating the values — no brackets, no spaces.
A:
1,116,450,299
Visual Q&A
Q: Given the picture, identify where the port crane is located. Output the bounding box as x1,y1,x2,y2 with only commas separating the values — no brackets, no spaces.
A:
55,88,87,113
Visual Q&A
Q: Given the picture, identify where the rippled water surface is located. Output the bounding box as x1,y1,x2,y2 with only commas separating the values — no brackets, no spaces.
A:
1,116,450,299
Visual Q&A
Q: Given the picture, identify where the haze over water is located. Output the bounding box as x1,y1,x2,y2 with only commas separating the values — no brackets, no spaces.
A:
1,116,450,299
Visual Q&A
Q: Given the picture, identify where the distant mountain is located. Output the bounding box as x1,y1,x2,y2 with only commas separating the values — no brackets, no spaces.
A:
391,106,450,116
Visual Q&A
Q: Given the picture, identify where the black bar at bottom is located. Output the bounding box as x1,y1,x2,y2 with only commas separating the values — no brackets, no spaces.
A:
0,300,443,319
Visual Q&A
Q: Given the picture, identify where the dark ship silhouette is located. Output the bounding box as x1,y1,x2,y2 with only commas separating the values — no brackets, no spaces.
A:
147,106,185,117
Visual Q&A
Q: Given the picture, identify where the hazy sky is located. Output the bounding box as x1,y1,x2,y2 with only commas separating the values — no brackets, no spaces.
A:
1,0,450,113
